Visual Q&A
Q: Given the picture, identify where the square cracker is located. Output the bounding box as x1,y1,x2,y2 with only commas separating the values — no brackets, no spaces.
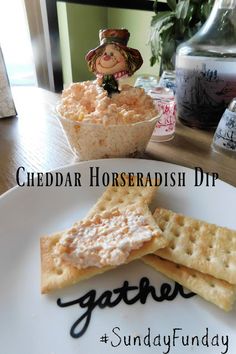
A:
153,208,236,285
142,255,236,311
41,175,166,294
86,174,158,218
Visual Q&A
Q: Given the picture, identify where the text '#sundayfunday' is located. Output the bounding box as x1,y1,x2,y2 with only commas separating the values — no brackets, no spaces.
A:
100,327,229,354
16,166,219,187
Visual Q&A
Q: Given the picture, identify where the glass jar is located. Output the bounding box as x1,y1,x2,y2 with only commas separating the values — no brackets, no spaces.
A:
149,88,177,142
175,0,236,129
134,75,158,92
212,97,236,157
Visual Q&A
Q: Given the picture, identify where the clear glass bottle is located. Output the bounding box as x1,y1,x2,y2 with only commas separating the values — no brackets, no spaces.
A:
175,0,236,129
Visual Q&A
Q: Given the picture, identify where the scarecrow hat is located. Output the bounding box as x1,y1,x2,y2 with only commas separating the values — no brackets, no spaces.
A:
85,29,143,75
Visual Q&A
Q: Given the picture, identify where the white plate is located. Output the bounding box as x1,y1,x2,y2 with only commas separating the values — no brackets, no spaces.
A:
0,159,235,354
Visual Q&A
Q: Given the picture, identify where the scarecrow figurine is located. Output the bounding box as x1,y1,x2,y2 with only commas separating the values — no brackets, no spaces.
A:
85,29,143,96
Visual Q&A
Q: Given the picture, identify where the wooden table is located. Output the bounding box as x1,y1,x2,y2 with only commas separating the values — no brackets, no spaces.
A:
0,86,235,196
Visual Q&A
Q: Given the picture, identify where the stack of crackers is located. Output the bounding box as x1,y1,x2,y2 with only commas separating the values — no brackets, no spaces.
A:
40,176,236,311
143,208,236,311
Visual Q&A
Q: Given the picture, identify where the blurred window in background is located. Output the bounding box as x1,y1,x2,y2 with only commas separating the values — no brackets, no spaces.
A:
0,0,37,86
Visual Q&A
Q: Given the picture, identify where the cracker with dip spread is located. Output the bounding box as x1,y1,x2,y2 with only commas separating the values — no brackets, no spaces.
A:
40,176,168,294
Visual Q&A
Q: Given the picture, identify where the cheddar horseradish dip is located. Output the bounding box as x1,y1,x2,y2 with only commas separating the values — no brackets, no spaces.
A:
56,81,159,160
53,208,157,269
57,81,157,125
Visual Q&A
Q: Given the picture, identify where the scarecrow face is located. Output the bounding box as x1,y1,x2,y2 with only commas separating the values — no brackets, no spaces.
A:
95,44,128,75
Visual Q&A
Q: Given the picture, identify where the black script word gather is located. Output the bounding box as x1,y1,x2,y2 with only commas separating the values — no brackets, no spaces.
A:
57,277,195,338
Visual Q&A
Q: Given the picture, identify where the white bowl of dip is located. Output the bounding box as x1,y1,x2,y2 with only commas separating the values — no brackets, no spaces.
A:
57,112,160,160
56,81,160,160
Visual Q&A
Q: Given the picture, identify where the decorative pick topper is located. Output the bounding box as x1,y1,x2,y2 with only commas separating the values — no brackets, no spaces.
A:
85,29,143,96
